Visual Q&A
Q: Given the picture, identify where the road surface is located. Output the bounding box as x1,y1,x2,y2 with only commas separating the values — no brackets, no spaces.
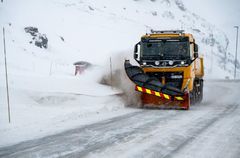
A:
0,81,240,158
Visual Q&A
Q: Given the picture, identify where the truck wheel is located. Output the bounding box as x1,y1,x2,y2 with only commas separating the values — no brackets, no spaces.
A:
190,88,196,105
191,79,203,104
198,80,203,103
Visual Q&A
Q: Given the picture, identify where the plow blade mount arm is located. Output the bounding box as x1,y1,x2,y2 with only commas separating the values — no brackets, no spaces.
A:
124,60,184,96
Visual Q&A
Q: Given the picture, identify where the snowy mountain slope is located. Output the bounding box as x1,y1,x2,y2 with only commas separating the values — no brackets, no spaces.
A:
0,0,238,78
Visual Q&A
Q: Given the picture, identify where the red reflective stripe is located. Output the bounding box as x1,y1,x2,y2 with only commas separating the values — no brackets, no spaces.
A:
142,87,146,93
150,90,155,94
160,93,165,100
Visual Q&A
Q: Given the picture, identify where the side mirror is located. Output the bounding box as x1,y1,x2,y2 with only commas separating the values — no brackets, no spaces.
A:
134,43,138,53
134,42,140,61
134,53,138,59
194,52,198,58
194,43,198,52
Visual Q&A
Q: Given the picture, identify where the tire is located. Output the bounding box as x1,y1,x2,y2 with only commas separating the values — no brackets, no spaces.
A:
190,88,196,105
194,79,203,104
191,79,202,104
198,79,203,103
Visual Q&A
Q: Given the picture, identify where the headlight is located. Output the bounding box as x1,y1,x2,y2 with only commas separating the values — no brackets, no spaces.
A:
143,62,147,65
169,60,174,65
170,75,182,79
155,61,160,65
181,61,185,65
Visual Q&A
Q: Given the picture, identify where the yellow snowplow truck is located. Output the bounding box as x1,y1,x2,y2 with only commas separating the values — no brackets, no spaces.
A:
124,30,204,110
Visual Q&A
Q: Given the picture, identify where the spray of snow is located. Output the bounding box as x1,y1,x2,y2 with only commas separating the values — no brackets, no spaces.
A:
100,51,142,107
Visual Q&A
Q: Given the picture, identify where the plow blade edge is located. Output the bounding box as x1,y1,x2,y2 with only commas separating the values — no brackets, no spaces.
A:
124,60,184,96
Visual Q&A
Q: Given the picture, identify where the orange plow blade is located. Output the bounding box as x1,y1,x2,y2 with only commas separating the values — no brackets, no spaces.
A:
136,86,190,110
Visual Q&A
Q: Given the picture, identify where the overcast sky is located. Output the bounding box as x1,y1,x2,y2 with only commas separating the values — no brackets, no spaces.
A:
182,0,240,54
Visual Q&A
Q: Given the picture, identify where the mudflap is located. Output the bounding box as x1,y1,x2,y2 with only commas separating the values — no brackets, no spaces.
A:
141,92,190,110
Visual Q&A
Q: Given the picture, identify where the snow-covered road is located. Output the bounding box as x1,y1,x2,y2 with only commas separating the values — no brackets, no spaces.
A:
0,81,240,158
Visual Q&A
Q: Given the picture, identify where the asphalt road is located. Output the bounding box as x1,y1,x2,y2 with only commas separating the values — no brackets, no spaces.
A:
0,81,240,158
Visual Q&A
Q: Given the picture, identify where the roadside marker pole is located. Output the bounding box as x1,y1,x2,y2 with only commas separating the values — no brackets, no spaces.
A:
110,57,113,89
234,26,239,79
3,27,11,123
49,61,53,76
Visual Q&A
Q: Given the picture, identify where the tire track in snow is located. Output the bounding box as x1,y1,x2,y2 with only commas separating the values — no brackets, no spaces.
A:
140,103,239,158
0,82,238,158
90,103,238,158
0,110,185,158
168,103,240,158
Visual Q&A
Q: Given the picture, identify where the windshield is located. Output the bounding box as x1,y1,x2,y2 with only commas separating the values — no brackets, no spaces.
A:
141,39,190,60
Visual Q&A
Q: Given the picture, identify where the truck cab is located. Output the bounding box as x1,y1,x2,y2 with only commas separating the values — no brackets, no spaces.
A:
124,30,204,109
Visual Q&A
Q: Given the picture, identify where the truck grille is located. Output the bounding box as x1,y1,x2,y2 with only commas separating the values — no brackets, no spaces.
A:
146,72,183,89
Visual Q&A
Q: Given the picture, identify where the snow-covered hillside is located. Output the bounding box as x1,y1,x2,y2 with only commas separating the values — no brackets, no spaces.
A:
0,0,238,78
0,0,239,147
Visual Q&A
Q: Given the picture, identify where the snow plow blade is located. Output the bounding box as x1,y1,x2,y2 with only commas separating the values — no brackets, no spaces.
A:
124,60,189,109
124,60,184,96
